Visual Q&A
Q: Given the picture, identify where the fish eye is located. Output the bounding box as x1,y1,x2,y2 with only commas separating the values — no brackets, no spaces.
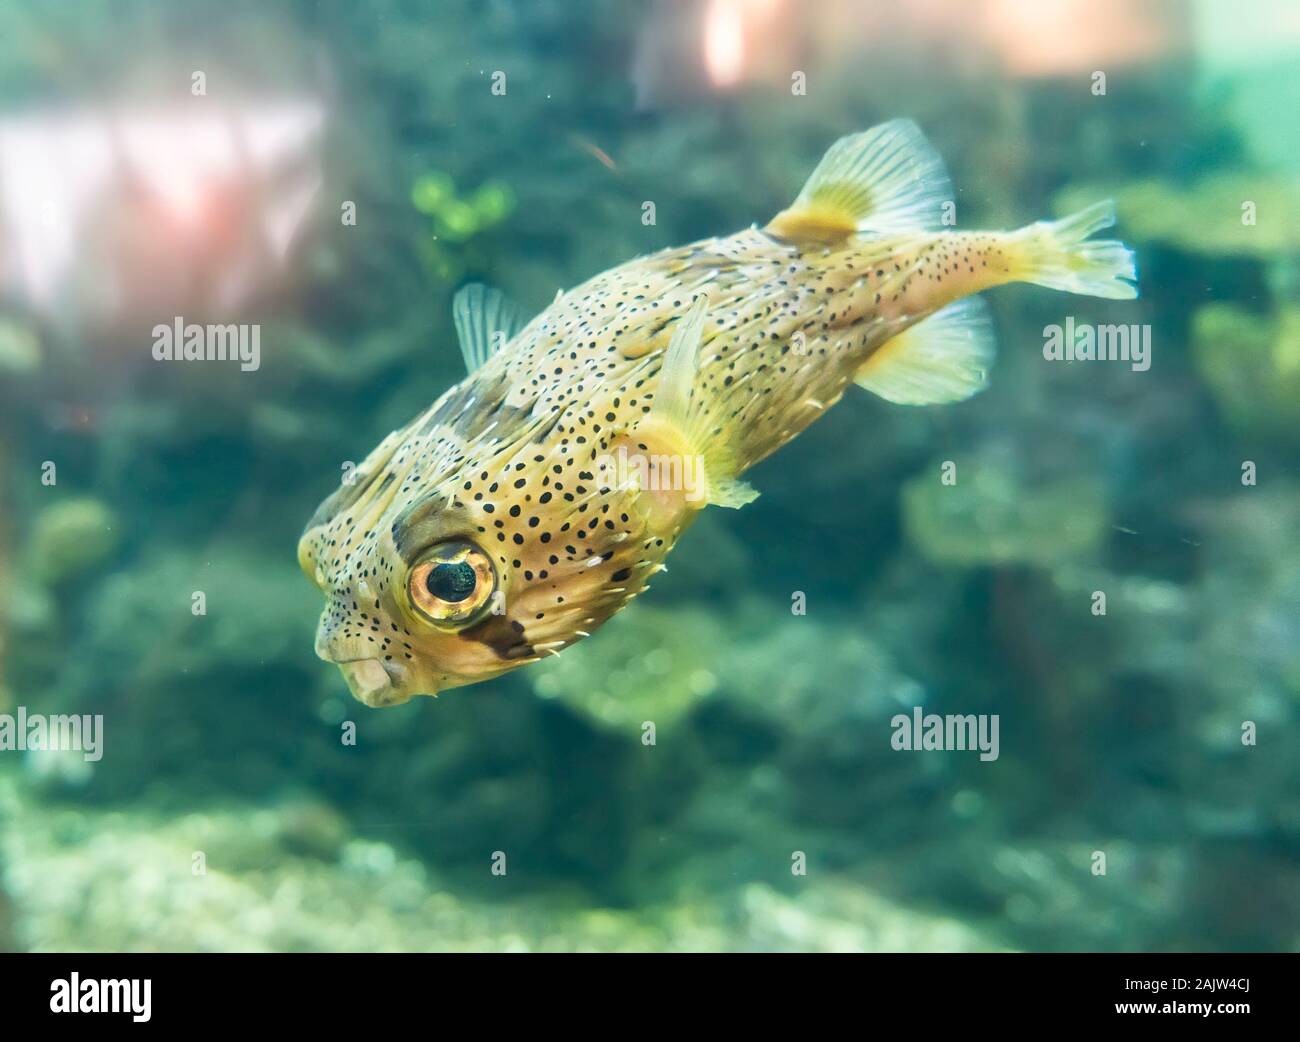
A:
407,540,496,627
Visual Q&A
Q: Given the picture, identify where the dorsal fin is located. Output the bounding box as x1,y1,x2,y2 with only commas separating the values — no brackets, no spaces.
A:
453,284,523,373
767,119,952,244
855,295,995,405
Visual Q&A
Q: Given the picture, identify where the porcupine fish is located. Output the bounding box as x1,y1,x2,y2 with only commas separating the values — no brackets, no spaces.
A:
299,119,1137,707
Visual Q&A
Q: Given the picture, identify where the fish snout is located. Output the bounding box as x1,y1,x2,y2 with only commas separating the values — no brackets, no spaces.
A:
315,623,423,707
336,658,414,708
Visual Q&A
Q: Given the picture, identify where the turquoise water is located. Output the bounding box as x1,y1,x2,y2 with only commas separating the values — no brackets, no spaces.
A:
0,0,1297,951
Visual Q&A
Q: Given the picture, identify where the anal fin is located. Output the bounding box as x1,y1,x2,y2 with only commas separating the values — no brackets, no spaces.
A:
855,296,995,405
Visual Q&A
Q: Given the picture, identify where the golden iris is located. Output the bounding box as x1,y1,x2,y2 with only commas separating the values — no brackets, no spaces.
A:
407,540,496,625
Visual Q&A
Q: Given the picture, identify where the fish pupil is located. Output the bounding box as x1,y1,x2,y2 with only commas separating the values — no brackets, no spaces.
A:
427,561,476,602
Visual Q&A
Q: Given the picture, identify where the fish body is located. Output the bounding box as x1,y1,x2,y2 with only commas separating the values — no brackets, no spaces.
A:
300,120,1137,706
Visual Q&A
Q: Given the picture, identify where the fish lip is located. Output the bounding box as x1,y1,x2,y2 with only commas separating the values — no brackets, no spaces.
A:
335,657,416,708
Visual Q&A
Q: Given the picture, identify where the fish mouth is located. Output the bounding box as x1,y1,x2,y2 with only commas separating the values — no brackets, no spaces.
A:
334,657,417,708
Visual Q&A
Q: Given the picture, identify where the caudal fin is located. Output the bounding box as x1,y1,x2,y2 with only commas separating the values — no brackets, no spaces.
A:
1012,200,1138,300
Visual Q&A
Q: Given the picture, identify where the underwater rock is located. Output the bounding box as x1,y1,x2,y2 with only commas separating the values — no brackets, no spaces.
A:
659,510,754,604
937,837,1186,951
0,318,40,375
1057,176,1300,257
901,448,1108,568
0,785,15,952
273,797,350,862
529,605,727,733
1,577,54,634
1193,490,1300,773
0,783,1000,952
74,545,318,679
1192,305,1300,439
0,880,13,952
23,747,96,793
31,545,325,808
737,881,1001,953
28,499,120,586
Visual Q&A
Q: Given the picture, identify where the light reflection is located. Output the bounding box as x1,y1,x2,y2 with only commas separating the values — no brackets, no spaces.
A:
638,0,1233,106
702,0,785,89
703,0,745,88
0,101,323,324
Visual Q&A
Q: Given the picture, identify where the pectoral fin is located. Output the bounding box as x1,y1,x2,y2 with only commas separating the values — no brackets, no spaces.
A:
625,295,757,519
